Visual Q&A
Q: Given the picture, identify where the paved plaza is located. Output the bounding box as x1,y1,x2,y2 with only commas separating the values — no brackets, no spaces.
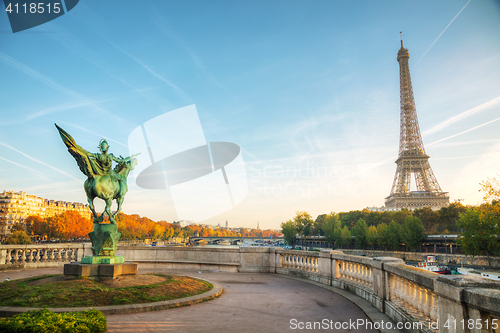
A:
0,268,403,333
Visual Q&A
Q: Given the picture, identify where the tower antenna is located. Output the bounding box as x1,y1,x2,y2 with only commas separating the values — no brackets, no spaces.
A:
400,31,403,47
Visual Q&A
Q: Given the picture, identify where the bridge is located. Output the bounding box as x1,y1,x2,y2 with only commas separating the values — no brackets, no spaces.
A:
0,244,499,333
188,236,284,245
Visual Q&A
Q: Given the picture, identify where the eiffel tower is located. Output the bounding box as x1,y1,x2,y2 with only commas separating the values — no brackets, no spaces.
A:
385,33,449,210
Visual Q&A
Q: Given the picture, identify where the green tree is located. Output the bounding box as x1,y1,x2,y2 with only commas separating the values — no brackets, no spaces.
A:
280,220,297,247
339,210,364,229
392,209,414,224
376,223,388,249
293,211,314,237
337,226,351,249
384,221,401,251
352,218,368,249
4,231,32,245
402,216,425,251
314,214,327,236
366,225,378,250
413,207,439,233
437,202,466,233
321,213,340,248
456,204,500,267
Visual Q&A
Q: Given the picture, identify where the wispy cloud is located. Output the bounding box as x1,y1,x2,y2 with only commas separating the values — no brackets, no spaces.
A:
0,141,81,182
152,16,237,100
427,115,500,147
0,156,52,181
0,99,115,127
414,0,472,67
423,95,500,137
47,22,166,110
103,39,192,102
61,122,128,148
0,51,127,124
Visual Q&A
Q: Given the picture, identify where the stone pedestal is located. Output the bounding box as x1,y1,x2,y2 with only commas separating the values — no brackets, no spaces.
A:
64,262,138,280
89,223,121,257
81,255,124,264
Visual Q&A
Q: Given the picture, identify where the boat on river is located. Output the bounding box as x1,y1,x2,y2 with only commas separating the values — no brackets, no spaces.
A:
416,255,451,274
457,267,500,281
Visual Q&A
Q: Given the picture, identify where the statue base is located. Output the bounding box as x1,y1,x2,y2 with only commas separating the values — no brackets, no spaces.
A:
64,261,138,280
81,255,124,265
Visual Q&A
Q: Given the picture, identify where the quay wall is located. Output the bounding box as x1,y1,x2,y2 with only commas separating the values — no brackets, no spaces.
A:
339,249,500,268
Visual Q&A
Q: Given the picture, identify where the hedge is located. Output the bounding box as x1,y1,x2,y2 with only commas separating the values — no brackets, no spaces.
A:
0,308,106,333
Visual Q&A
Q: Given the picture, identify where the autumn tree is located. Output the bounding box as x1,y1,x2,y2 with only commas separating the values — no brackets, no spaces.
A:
11,223,25,232
60,211,92,240
479,174,500,202
25,216,44,237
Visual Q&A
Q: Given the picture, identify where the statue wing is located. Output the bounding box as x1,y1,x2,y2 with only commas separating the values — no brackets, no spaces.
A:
55,124,95,178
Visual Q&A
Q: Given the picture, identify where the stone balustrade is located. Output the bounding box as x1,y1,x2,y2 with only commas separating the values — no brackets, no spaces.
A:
337,259,373,289
280,252,318,273
388,274,437,331
0,243,91,269
0,245,498,332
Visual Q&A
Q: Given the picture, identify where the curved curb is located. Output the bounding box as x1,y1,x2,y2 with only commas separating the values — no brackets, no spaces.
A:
0,277,223,317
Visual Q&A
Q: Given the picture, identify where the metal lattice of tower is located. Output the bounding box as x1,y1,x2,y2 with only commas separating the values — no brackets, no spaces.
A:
385,33,449,211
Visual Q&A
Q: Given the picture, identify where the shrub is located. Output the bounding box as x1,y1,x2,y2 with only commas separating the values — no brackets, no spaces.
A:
0,308,106,333
4,231,32,245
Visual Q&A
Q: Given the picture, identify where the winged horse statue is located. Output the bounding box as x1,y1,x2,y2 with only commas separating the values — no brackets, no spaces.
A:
55,124,139,224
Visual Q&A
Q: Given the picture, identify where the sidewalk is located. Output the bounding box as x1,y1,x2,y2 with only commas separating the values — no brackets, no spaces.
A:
0,268,403,332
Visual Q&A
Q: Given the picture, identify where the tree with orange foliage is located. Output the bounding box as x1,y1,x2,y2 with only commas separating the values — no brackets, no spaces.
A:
58,211,92,239
25,215,44,238
37,211,92,240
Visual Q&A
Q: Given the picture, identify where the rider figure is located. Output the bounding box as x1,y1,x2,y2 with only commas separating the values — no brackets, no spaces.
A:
89,139,131,182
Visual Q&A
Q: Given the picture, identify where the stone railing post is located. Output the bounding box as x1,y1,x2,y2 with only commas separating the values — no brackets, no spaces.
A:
318,250,334,285
435,274,500,333
371,257,404,311
330,250,344,281
269,248,277,273
0,249,7,265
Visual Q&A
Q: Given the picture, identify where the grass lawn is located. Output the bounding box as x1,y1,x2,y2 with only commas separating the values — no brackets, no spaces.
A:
0,274,212,308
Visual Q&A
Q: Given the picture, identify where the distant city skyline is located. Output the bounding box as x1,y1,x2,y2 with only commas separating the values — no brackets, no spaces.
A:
1,1,500,229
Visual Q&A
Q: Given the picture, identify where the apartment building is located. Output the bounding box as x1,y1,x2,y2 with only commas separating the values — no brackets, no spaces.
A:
0,191,91,238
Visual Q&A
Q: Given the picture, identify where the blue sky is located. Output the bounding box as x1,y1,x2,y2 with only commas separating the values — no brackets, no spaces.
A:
1,0,500,229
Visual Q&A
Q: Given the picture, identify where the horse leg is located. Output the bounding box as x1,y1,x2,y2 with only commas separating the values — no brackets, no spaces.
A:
87,196,98,223
113,197,124,219
104,198,116,224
